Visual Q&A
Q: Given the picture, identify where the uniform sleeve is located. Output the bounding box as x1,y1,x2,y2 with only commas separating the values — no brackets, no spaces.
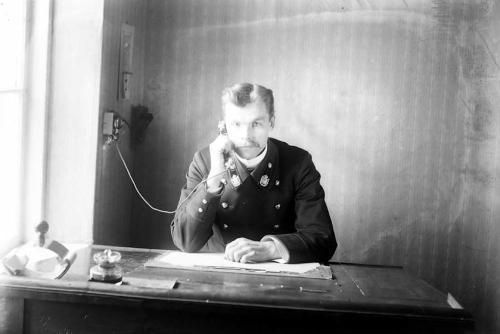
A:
271,153,337,263
260,235,290,262
170,151,224,252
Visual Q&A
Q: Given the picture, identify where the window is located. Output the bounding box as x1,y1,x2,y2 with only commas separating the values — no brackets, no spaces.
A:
0,0,27,254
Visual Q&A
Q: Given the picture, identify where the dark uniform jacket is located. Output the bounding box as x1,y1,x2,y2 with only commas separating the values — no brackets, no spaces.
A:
171,138,337,263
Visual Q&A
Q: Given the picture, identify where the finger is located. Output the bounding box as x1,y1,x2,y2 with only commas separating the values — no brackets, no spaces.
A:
224,244,235,262
224,239,239,258
233,246,251,263
211,135,231,154
224,239,246,262
219,134,233,149
235,237,251,243
237,239,259,246
225,238,250,253
226,237,246,247
240,250,256,263
225,238,255,262
234,245,255,262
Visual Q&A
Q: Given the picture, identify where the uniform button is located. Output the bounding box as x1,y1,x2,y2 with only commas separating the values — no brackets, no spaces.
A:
220,178,227,185
275,180,280,186
268,162,272,169
273,224,279,229
223,224,229,229
275,204,281,210
221,202,229,209
198,208,203,213
202,199,207,204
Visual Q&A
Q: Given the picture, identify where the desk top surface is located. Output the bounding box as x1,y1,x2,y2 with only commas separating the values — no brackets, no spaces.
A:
0,245,473,325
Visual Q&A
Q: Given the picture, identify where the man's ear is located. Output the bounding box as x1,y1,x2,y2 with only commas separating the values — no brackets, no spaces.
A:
270,116,275,128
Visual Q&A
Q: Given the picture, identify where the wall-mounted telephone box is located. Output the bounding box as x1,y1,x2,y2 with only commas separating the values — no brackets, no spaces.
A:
119,24,134,100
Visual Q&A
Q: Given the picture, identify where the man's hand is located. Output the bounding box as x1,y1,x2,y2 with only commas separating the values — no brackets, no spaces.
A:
224,238,280,263
206,134,232,192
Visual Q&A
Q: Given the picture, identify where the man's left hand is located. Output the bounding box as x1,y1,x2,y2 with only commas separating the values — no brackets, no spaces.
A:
224,238,279,263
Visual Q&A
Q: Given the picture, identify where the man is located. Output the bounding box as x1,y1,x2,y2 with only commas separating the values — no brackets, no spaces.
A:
171,83,336,264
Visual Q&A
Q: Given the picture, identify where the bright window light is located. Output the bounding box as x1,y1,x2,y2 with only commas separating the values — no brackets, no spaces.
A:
0,0,26,254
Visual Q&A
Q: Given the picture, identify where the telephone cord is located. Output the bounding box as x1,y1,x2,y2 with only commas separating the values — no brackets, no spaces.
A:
115,142,225,214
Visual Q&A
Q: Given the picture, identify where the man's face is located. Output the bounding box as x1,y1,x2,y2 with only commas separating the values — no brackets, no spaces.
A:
223,100,274,159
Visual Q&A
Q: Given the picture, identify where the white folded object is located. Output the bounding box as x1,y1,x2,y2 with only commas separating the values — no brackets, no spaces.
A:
24,247,60,273
2,251,29,273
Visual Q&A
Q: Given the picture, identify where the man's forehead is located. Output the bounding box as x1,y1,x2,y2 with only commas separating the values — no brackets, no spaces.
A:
223,101,269,120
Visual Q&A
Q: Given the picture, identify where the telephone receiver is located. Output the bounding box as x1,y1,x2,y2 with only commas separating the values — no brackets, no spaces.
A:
217,121,234,160
218,120,227,135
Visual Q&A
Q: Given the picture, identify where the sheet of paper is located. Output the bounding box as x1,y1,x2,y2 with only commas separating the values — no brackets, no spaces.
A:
149,251,320,274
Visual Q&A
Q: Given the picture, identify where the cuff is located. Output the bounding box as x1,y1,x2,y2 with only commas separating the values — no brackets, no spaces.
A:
261,235,290,263
185,182,222,219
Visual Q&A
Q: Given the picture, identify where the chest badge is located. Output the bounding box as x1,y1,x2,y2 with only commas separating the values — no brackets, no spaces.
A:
225,157,236,171
259,174,270,187
231,174,241,187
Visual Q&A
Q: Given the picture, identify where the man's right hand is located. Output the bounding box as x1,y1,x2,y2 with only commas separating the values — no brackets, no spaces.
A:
206,134,232,192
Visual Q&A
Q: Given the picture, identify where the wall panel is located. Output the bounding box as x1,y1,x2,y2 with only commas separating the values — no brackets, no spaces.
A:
93,0,146,246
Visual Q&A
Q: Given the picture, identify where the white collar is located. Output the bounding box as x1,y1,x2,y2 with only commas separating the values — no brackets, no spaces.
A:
234,145,268,169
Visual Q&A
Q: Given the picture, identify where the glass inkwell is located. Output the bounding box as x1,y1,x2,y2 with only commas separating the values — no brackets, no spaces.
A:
89,249,122,284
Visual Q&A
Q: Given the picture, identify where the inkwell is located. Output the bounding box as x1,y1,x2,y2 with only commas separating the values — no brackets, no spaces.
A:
89,249,122,284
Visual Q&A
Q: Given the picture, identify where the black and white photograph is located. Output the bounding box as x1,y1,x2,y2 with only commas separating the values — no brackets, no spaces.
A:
0,0,499,333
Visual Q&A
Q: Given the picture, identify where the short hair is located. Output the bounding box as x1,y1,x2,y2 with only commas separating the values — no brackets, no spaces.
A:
221,83,274,119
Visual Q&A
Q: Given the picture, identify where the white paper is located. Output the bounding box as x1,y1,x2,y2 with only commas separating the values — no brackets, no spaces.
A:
151,251,320,274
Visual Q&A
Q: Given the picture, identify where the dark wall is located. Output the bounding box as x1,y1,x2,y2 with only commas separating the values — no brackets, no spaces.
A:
94,0,146,246
122,1,499,333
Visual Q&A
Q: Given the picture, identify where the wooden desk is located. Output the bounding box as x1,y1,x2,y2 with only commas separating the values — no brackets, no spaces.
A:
0,245,473,334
